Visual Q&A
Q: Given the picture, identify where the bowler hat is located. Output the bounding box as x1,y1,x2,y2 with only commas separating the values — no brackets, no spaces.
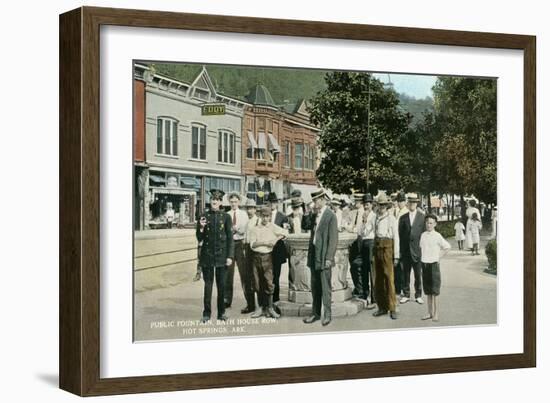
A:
362,193,374,203
267,192,280,203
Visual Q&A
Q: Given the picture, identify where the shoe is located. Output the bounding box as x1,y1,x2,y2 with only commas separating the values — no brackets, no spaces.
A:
241,306,254,314
421,314,432,320
400,297,410,304
266,296,280,319
322,317,331,326
415,297,424,304
366,303,376,310
372,310,388,317
193,272,202,282
303,315,320,324
390,311,398,320
251,308,265,318
200,315,210,323
217,314,228,321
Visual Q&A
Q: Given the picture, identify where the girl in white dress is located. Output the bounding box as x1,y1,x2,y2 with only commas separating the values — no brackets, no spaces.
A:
454,220,466,250
466,212,483,255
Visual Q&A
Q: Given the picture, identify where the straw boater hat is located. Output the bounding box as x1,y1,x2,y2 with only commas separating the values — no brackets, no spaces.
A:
209,189,225,200
353,192,365,201
406,192,420,202
376,192,392,205
330,197,341,206
311,188,329,201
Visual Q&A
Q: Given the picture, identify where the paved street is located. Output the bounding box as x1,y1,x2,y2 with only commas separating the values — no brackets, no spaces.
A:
134,232,496,341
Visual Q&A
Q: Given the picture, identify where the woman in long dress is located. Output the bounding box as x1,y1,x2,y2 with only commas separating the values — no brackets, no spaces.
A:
464,200,481,251
466,213,483,255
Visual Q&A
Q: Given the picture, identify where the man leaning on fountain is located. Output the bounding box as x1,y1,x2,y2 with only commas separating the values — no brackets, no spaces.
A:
302,189,339,326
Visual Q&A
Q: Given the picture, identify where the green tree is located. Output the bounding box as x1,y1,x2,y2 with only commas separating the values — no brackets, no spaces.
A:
430,77,497,204
308,72,410,194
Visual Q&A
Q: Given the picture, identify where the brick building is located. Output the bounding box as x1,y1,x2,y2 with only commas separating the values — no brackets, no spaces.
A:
242,84,320,206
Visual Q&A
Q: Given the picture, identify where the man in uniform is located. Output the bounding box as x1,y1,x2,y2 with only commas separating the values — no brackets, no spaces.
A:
302,189,339,326
196,189,234,323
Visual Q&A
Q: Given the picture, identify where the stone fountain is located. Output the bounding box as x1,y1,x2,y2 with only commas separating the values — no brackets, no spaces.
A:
276,231,366,317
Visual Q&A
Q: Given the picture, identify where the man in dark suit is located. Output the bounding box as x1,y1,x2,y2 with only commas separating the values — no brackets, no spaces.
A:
267,192,289,303
398,193,426,304
302,189,339,326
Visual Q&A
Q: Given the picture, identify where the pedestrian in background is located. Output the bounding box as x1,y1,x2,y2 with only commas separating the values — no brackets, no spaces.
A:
467,212,482,255
454,219,466,250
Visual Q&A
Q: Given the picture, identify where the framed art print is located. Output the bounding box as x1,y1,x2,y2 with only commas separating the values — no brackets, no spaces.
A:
59,6,536,396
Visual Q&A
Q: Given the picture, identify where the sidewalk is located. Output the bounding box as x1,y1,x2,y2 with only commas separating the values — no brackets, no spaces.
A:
134,234,496,341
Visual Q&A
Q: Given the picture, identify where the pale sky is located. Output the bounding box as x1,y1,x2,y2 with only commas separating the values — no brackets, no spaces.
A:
374,73,437,99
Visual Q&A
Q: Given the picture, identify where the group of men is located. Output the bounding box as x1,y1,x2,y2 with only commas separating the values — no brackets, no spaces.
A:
335,191,428,319
196,187,427,325
196,190,290,323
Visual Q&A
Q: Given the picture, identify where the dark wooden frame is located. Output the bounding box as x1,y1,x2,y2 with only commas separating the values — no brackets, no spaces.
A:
59,6,536,396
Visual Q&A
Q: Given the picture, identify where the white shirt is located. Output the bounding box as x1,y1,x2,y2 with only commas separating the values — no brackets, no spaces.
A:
244,215,260,244
249,223,287,253
375,212,400,259
229,208,249,241
291,215,302,234
335,209,343,229
420,230,451,263
409,209,417,226
313,206,328,244
271,209,277,224
357,210,376,239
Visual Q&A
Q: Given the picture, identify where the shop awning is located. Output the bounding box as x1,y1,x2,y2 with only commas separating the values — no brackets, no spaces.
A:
247,131,258,149
257,132,267,149
180,177,201,188
267,133,281,153
151,188,193,196
149,175,166,183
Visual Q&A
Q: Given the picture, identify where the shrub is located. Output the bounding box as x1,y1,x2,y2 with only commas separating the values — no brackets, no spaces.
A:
485,239,497,272
435,220,457,239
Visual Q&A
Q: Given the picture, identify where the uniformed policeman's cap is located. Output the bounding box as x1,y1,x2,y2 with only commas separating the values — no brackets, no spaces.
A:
209,189,225,201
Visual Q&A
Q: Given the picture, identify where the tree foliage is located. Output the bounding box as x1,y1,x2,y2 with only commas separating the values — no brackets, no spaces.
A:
308,72,410,194
429,77,497,203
